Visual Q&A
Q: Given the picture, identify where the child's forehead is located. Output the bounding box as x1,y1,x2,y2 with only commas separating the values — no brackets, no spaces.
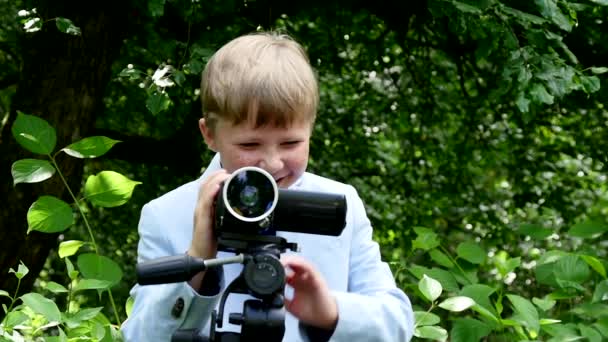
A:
215,116,313,135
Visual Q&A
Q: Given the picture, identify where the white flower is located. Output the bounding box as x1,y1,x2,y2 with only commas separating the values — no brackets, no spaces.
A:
152,66,175,88
23,17,41,33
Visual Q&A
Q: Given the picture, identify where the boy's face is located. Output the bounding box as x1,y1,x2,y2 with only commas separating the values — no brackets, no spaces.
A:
199,117,312,188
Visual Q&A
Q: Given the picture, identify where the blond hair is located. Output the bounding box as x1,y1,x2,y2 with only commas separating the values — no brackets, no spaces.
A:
201,32,319,131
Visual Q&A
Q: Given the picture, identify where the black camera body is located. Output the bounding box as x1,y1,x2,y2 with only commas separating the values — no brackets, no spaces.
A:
214,166,347,240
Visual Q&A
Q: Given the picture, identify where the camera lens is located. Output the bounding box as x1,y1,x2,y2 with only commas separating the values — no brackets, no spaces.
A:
224,167,278,222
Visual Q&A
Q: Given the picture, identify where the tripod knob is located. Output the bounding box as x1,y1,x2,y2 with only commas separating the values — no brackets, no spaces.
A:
229,313,244,325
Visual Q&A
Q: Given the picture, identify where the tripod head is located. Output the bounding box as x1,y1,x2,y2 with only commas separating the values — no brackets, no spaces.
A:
135,167,347,341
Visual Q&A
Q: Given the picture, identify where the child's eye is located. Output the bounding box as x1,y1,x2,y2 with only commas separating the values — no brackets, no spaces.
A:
238,143,259,148
282,141,301,146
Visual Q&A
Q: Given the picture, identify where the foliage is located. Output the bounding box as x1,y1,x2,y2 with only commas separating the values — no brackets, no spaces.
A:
1,113,138,341
2,0,608,341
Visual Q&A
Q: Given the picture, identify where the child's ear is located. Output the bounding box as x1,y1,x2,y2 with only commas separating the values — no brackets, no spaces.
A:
199,118,217,151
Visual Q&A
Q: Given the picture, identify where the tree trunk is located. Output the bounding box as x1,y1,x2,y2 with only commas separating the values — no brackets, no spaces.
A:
0,0,131,305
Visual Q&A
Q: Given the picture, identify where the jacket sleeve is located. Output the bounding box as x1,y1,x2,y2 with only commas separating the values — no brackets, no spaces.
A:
120,201,223,341
326,186,415,342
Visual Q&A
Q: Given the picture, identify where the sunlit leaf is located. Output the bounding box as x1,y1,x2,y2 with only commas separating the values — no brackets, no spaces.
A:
58,240,86,258
414,311,440,327
414,325,448,341
11,112,56,155
125,296,135,318
45,281,68,294
27,196,74,233
62,136,120,158
438,296,475,312
419,274,442,302
11,159,55,185
84,171,141,207
20,293,61,323
9,262,29,280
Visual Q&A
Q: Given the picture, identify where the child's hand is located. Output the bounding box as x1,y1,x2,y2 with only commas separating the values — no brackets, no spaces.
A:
281,255,338,330
188,169,230,260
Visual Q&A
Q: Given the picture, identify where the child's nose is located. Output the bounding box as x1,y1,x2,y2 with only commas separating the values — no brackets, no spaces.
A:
258,153,284,174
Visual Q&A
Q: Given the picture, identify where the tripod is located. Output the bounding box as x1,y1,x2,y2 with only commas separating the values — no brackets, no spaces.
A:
136,234,298,342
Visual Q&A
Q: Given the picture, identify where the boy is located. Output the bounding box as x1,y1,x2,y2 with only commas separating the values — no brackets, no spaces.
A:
121,31,414,341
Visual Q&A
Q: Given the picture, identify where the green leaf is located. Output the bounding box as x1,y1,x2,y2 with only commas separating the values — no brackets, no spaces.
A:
414,311,440,327
568,220,608,238
11,112,57,155
593,280,608,303
459,284,497,315
579,324,603,342
62,136,120,159
20,293,61,323
9,261,29,280
451,318,492,342
412,227,440,251
125,296,135,318
146,91,171,115
529,83,555,104
451,1,481,14
414,325,448,341
72,279,113,293
3,311,28,329
502,6,547,25
11,159,55,185
148,0,166,17
77,253,123,286
518,223,553,240
64,307,103,329
581,76,601,93
58,240,85,258
507,294,540,332
429,249,454,268
554,255,591,286
27,195,74,233
84,171,141,207
594,318,608,337
533,296,556,311
591,67,608,74
438,296,475,312
589,0,608,6
55,17,81,36
409,265,461,292
419,274,443,302
516,92,531,113
534,0,572,31
456,241,486,264
45,281,68,294
0,290,10,297
581,255,607,278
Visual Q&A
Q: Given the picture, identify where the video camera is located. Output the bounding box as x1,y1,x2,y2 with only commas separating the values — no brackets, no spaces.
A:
136,166,347,342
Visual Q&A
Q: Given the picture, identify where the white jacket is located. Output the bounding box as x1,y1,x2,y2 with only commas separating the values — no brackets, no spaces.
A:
121,154,414,341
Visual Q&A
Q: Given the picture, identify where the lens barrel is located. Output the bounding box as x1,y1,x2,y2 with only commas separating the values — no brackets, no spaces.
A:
215,167,347,237
223,167,279,222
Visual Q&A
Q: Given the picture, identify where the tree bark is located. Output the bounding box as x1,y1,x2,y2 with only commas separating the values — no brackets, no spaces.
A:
0,0,131,305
